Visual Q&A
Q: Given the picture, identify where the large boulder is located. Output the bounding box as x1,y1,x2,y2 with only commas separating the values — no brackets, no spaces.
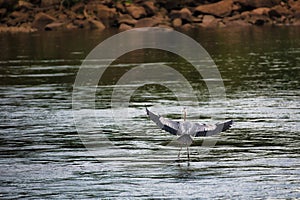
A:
195,0,234,17
32,12,56,30
234,0,281,9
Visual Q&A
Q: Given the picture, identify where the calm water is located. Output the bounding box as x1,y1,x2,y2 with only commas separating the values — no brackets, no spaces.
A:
0,27,300,199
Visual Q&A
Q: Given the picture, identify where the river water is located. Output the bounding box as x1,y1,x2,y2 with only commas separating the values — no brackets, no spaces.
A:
0,27,299,199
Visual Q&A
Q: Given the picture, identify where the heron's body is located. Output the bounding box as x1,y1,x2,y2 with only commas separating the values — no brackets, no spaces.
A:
146,108,233,162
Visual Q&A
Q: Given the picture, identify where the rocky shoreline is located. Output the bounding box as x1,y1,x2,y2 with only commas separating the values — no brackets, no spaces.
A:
0,0,300,33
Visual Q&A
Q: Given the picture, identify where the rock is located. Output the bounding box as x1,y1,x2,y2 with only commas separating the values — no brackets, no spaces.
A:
75,14,85,20
96,5,116,19
240,11,251,19
234,0,281,9
195,0,233,17
157,24,173,30
17,0,34,10
115,1,126,13
202,15,215,24
179,7,193,22
73,19,89,29
169,10,181,19
251,7,270,16
45,8,57,18
225,13,242,21
10,11,26,19
40,0,61,8
8,11,29,24
119,23,132,31
289,0,300,12
269,5,292,18
157,7,168,18
289,1,300,19
66,22,77,30
248,15,270,25
135,17,159,28
218,21,226,27
44,22,65,31
172,18,182,27
32,12,56,29
181,23,193,31
273,15,288,24
170,8,192,22
191,16,202,23
95,5,117,27
292,19,300,25
88,19,105,30
232,3,242,12
63,9,77,20
0,8,6,18
200,15,219,27
118,14,137,25
126,4,146,19
295,11,300,20
71,2,85,14
153,15,168,26
142,1,157,16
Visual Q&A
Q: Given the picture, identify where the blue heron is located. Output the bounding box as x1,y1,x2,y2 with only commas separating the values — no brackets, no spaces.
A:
146,108,233,162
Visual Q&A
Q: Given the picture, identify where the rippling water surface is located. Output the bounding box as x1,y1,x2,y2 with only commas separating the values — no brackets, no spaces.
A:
0,27,299,199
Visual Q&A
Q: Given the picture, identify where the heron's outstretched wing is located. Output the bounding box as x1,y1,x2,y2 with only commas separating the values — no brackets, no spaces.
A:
146,108,233,137
195,120,233,137
146,108,179,135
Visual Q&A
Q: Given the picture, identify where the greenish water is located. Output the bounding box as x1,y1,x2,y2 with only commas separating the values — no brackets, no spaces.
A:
0,27,299,199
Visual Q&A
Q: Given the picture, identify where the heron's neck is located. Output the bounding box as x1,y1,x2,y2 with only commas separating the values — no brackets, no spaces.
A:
183,110,186,121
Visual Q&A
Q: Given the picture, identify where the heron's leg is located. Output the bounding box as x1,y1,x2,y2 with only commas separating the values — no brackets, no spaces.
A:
187,145,190,161
178,146,182,159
